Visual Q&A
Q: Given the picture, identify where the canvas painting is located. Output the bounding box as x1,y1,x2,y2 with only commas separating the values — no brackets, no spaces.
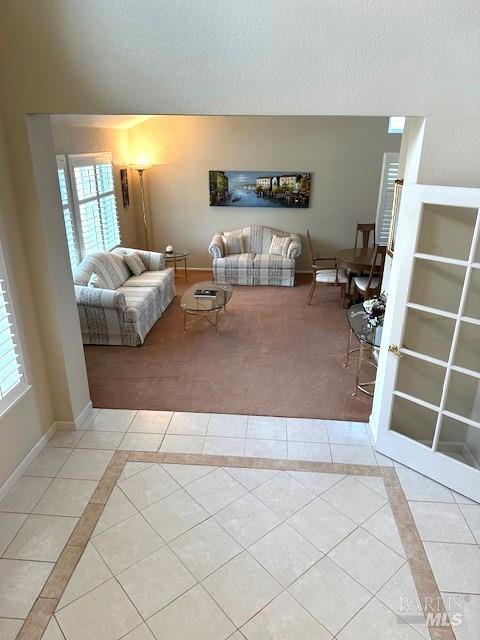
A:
209,170,311,208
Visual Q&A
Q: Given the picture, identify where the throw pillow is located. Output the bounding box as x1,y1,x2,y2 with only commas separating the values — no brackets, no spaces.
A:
221,232,245,256
269,234,292,257
124,251,146,276
87,272,109,289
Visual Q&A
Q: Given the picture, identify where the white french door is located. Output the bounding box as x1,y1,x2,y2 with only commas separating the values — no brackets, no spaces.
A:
372,184,480,501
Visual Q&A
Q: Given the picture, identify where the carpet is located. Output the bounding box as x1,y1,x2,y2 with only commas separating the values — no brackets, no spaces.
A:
84,272,372,421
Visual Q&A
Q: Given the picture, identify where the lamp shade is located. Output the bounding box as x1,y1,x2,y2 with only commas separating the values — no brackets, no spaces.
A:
129,163,152,171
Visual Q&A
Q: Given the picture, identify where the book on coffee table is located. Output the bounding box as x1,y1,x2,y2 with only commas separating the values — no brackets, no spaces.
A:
194,289,217,298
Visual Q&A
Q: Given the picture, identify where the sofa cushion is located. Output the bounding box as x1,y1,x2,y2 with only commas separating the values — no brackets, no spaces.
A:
117,286,159,323
122,269,174,289
74,252,131,289
269,234,293,257
243,225,291,254
253,253,295,270
87,272,109,289
123,251,146,276
214,253,255,270
221,231,244,255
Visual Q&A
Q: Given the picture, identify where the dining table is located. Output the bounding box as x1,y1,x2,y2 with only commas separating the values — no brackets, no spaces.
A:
335,247,376,302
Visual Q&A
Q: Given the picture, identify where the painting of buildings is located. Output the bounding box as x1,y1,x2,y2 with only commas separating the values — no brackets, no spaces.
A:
209,171,311,208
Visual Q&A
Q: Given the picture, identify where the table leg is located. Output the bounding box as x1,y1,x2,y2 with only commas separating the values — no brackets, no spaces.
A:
345,328,352,367
352,341,364,397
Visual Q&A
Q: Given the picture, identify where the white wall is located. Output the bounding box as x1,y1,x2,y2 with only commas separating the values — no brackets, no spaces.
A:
128,116,400,269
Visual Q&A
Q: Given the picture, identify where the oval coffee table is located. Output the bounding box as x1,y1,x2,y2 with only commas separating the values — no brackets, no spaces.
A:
180,280,233,333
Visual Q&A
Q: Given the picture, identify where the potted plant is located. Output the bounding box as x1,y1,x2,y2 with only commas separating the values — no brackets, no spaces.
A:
363,293,387,342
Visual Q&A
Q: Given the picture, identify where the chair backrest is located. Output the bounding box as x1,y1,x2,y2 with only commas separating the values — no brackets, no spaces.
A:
365,244,387,296
306,229,315,267
354,223,376,250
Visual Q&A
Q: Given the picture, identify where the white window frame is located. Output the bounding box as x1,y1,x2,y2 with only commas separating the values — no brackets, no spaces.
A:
0,240,28,415
56,153,121,271
375,152,400,246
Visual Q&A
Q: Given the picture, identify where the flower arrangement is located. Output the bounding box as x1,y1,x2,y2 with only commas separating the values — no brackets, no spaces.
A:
363,293,387,329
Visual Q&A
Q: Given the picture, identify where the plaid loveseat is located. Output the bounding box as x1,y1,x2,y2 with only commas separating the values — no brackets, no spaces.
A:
73,248,175,346
208,225,302,286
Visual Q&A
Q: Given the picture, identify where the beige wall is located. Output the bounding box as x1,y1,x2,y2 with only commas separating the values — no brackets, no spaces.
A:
128,116,400,269
51,124,139,248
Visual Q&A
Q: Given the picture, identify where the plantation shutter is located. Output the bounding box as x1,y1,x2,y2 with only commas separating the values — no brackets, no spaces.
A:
375,153,400,245
56,155,80,271
0,245,26,410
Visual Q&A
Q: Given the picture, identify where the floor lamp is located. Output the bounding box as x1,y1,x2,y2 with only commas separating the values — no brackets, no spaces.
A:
130,164,152,249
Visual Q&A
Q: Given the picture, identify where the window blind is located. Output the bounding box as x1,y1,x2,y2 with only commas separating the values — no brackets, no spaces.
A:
376,153,400,245
56,156,80,271
0,247,26,411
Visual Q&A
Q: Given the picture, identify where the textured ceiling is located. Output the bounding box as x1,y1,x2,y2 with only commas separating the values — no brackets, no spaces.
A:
51,114,152,129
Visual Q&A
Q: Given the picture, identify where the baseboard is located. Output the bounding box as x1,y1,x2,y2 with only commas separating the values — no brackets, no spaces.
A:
0,421,58,502
74,401,94,430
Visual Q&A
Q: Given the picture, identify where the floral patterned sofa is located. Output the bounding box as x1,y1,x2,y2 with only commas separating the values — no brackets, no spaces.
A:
208,225,302,286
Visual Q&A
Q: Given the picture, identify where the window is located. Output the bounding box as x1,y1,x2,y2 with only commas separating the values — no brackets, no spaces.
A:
375,152,400,245
0,242,26,412
388,116,405,134
56,153,121,271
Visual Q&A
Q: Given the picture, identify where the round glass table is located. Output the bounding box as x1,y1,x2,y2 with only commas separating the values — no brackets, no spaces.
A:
165,250,189,281
180,280,233,333
345,303,382,397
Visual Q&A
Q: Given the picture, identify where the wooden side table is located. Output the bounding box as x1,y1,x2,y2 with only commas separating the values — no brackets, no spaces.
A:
165,251,189,281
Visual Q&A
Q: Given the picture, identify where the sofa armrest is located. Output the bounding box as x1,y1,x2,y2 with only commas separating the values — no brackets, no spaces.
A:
74,286,126,311
287,234,302,259
130,249,166,271
208,233,225,258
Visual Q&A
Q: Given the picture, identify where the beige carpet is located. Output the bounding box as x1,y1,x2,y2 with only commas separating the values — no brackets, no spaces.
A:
84,272,372,421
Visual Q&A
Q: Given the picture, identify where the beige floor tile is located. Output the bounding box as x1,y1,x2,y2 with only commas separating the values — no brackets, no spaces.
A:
224,467,280,491
57,449,113,480
395,466,454,502
167,412,210,436
33,478,97,517
242,591,331,640
42,617,65,640
48,430,84,448
24,447,72,477
0,512,27,555
228,633,247,640
253,472,316,519
88,409,137,431
77,430,123,450
117,546,196,619
0,558,54,618
247,416,287,440
0,618,23,639
57,543,112,610
93,487,137,536
337,596,423,640
203,436,246,456
287,441,331,462
441,592,480,640
377,565,429,638
409,501,475,543
4,514,77,562
119,464,180,510
374,451,395,467
142,488,209,542
322,476,386,525
185,468,247,515
0,476,52,513
148,583,235,640
452,490,478,505
208,414,248,438
118,432,164,452
326,421,371,445
288,556,370,636
328,528,405,593
244,439,287,460
215,493,281,547
287,471,344,495
56,578,142,640
203,552,282,627
160,434,205,454
330,444,377,466
362,503,406,557
354,475,387,498
286,418,328,443
92,513,164,574
288,497,356,553
162,463,216,486
459,504,480,543
121,624,156,640
119,462,155,481
170,518,242,580
424,541,480,593
128,410,172,433
249,523,322,587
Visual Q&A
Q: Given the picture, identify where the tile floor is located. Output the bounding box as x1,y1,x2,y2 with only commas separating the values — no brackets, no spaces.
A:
0,408,478,639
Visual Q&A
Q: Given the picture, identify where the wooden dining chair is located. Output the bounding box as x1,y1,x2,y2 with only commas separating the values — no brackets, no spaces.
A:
354,223,376,250
353,244,387,300
306,229,348,306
